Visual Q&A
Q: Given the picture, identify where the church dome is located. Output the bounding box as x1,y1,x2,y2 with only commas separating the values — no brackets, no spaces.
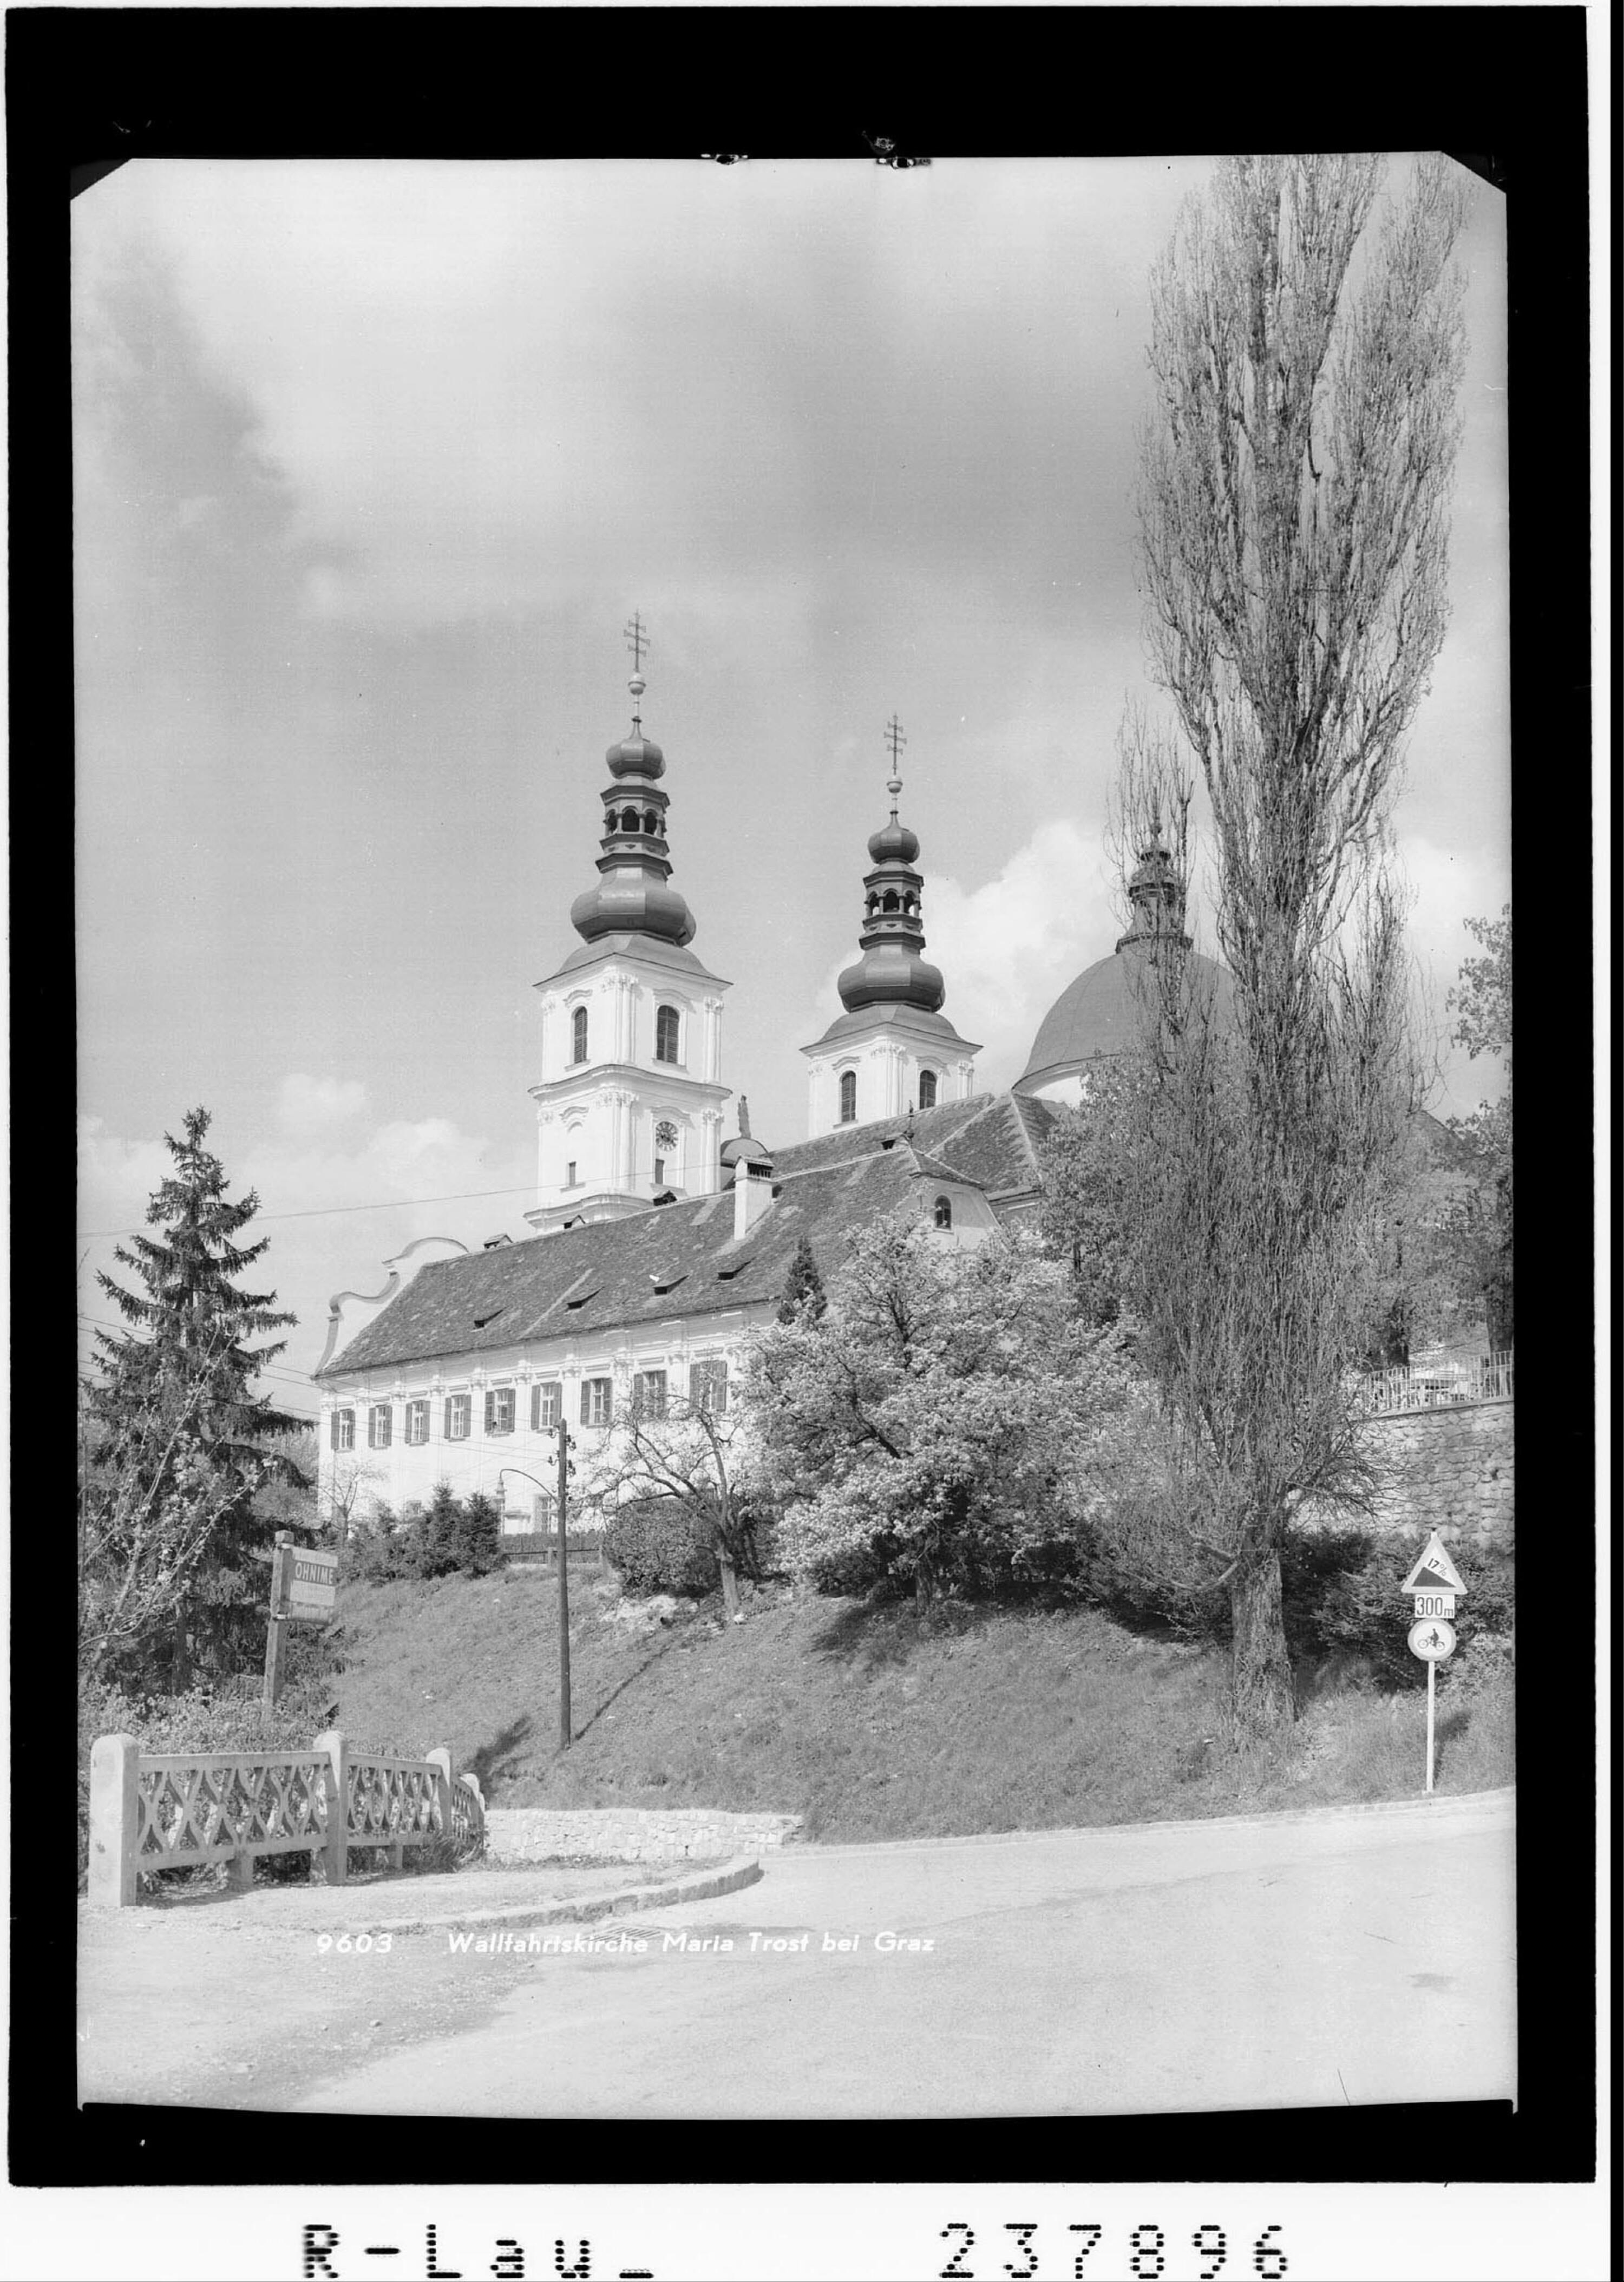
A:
569,650,694,948
867,816,920,865
839,941,945,1013
606,731,665,779
1017,940,1233,1092
571,873,696,946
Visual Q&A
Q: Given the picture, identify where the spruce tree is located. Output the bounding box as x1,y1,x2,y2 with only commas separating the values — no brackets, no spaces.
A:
88,1107,302,1686
776,1234,828,1324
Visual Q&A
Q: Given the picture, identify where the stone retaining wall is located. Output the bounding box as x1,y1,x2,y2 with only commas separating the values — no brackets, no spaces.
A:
1352,1398,1514,1556
484,1806,802,1866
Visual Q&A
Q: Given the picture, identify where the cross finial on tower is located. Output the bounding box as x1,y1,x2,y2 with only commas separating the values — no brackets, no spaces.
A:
884,713,907,814
624,612,649,673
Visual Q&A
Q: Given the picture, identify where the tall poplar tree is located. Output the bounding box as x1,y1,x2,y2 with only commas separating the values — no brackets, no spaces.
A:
86,1107,303,1686
1113,154,1473,1734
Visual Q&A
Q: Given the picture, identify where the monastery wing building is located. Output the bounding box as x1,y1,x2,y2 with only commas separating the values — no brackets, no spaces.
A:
313,652,1195,1529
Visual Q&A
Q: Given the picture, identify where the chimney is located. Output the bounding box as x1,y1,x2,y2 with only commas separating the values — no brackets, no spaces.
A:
733,1162,776,1241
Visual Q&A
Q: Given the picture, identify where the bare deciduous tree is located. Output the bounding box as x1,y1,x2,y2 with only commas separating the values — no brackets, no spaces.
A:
1111,154,1472,1734
584,1394,754,1621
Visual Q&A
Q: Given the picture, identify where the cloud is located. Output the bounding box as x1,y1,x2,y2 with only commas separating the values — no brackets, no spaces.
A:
275,1073,369,1137
77,1092,536,1394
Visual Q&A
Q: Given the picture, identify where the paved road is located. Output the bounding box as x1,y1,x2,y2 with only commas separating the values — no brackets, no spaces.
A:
287,1791,1515,2117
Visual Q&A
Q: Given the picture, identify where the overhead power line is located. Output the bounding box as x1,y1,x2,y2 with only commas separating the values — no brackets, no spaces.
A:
75,1179,538,1241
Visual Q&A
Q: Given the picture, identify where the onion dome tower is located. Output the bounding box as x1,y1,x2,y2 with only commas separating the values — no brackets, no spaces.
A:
801,717,980,1137
526,618,732,1235
1015,812,1231,1103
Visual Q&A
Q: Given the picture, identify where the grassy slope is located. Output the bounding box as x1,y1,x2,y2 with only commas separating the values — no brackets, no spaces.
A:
330,1573,1512,1841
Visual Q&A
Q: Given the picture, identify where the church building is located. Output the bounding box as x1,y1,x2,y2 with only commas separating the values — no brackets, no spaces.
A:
313,645,1187,1530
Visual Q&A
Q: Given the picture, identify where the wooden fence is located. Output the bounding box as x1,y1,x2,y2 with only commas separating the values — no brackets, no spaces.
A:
87,1729,484,1909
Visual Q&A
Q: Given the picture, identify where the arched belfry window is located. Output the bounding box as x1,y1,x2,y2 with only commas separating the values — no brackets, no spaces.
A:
918,1070,938,1110
656,1005,680,1064
644,810,659,835
571,1006,588,1064
934,1195,953,1230
839,1071,857,1124
621,807,640,833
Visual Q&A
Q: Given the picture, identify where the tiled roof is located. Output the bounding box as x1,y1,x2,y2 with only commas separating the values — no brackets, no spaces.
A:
770,1091,1042,1190
318,1147,955,1381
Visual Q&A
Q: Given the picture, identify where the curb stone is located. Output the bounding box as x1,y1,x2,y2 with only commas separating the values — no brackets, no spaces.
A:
358,1854,763,1937
791,1785,1516,1860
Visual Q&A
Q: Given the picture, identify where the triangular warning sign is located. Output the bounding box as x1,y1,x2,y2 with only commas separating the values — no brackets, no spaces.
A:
1400,1531,1467,1595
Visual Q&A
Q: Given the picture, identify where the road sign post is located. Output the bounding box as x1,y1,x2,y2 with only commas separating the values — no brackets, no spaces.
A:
1400,1533,1466,1794
261,1532,292,1723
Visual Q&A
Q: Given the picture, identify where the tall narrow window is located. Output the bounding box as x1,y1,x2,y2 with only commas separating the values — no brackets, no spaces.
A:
918,1070,938,1109
633,1369,667,1419
571,1006,588,1064
368,1403,393,1450
444,1393,471,1441
331,1408,355,1453
656,1004,679,1064
565,1160,578,1188
934,1195,953,1230
484,1386,515,1436
839,1070,857,1124
531,1380,561,1431
404,1399,430,1446
690,1359,729,1417
580,1377,613,1428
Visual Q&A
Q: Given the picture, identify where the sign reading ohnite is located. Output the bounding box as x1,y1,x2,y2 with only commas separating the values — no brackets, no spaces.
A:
284,1549,338,1619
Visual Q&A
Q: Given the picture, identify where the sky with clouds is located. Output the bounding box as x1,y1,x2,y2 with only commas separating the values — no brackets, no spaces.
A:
73,156,1510,1402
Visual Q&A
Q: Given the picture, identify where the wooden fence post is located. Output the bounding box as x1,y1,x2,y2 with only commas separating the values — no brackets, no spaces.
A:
316,1728,349,1886
88,1733,141,1909
427,1747,454,1852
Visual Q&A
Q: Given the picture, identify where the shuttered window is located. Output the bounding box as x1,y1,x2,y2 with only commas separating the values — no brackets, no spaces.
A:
331,1408,355,1453
444,1393,471,1441
532,1380,561,1431
404,1399,430,1445
690,1360,729,1417
368,1404,392,1450
484,1386,515,1436
580,1377,612,1428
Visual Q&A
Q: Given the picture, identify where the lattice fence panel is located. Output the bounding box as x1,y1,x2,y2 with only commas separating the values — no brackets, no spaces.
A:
136,1754,330,1867
346,1756,441,1848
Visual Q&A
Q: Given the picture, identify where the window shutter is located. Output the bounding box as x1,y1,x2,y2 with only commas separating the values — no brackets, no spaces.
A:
531,1382,541,1431
330,1411,340,1451
580,1380,591,1427
483,1389,494,1434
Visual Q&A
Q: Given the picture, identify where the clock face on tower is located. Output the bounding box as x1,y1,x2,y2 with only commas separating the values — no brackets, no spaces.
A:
655,1120,679,1153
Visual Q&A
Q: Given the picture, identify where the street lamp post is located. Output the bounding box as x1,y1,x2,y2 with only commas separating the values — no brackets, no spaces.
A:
497,1426,574,1752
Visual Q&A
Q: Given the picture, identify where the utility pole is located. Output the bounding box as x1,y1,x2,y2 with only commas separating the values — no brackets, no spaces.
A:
556,1416,573,1750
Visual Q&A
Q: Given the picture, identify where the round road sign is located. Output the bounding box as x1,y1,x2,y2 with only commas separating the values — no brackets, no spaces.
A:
1407,1617,1457,1662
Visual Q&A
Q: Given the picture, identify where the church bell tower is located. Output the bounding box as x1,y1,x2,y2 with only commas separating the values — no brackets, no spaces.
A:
800,716,980,1136
525,619,732,1234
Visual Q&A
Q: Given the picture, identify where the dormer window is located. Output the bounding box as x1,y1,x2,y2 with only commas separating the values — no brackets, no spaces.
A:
656,1005,680,1064
571,1006,588,1064
934,1195,953,1230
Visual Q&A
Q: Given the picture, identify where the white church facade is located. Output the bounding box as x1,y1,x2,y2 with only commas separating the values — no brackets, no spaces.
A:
314,645,1182,1528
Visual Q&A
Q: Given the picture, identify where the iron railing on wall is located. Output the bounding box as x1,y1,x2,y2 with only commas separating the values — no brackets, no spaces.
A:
87,1730,484,1908
1357,1350,1514,1416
